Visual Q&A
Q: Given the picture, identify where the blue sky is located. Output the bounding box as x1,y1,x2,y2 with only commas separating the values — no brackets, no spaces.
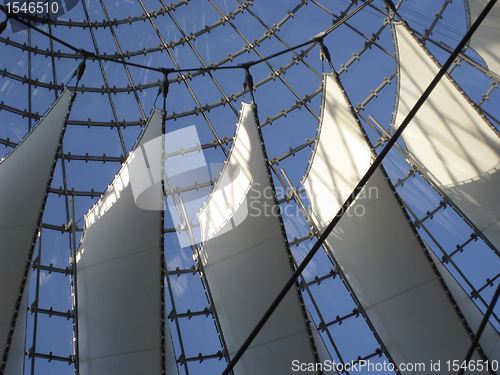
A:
0,1,499,374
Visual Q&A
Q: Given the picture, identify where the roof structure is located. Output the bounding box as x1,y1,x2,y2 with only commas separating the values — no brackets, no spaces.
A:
0,1,499,374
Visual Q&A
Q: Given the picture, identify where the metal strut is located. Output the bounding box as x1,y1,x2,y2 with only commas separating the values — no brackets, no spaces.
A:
71,52,87,83
220,1,498,373
0,1,374,77
457,282,500,375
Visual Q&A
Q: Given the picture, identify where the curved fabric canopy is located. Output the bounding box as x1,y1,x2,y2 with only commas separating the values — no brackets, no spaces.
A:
76,109,178,375
431,252,500,361
1,2,499,374
467,0,500,77
198,103,329,375
393,21,500,252
0,89,73,375
302,73,490,372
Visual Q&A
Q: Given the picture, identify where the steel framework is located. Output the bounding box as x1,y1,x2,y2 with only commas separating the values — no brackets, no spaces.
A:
0,1,499,374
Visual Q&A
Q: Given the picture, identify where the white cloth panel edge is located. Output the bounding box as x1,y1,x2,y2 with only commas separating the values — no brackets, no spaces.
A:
302,74,483,373
302,74,371,226
467,0,500,77
0,89,73,372
198,103,322,375
322,169,482,373
77,108,179,375
393,22,500,252
430,251,500,361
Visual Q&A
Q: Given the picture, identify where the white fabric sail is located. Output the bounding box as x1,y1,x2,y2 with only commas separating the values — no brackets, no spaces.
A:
467,0,500,77
430,251,500,362
302,74,487,373
393,22,500,253
76,109,178,375
0,89,73,374
198,103,329,375
302,73,372,226
3,286,29,375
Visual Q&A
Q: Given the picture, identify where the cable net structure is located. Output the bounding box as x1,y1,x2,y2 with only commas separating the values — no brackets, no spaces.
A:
0,1,499,374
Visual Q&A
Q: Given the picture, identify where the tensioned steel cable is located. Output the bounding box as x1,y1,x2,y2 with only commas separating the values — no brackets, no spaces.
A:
160,0,240,118
2,0,496,374
0,0,374,77
136,0,230,160
236,0,323,80
208,0,319,121
29,3,68,373
457,282,500,375
220,1,498,373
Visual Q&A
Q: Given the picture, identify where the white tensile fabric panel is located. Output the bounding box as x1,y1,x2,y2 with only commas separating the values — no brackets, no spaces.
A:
198,103,323,375
430,251,500,361
0,90,72,372
302,74,483,373
302,75,371,226
324,169,482,373
77,109,178,375
467,0,500,77
394,23,500,252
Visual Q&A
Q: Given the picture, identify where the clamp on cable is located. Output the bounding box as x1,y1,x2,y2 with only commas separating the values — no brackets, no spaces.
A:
71,50,90,84
383,0,399,19
238,61,255,103
311,32,333,72
158,68,175,100
157,68,175,131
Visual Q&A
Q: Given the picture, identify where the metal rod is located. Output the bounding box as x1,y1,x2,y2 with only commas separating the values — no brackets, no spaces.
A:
28,307,73,319
457,282,500,375
281,166,400,373
30,352,74,364
0,0,373,77
0,6,79,52
220,1,497,373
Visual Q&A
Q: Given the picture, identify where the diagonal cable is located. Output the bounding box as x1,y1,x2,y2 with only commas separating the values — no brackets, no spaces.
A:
220,1,497,372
